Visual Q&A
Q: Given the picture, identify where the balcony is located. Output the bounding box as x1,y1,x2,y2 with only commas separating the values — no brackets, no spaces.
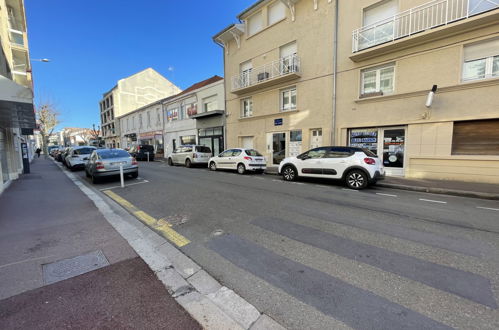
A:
231,55,301,94
352,0,499,60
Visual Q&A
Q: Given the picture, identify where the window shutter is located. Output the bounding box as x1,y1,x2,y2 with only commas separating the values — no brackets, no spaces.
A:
464,38,499,61
269,2,286,25
247,12,262,35
280,42,297,58
363,0,398,26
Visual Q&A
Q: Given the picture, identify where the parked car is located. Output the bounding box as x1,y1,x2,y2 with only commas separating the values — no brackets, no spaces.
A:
55,147,67,162
65,146,97,171
208,148,266,174
128,145,155,161
60,147,72,165
167,145,212,167
85,148,138,184
278,146,384,190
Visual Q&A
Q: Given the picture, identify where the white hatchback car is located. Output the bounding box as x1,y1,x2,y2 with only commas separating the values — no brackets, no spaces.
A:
278,146,384,189
208,148,266,174
65,146,97,171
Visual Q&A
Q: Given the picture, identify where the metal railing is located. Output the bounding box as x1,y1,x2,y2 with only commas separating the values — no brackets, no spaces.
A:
232,54,301,91
352,0,499,52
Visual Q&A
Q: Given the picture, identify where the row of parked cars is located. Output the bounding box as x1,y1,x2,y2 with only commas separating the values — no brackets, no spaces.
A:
49,143,385,189
166,144,385,189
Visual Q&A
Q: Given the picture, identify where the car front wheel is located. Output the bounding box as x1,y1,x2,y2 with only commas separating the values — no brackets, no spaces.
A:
168,158,173,166
282,165,297,181
345,170,368,190
209,162,217,171
185,159,192,168
237,163,246,175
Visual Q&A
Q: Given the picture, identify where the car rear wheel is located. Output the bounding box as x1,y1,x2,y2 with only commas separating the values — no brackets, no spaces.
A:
345,170,368,190
130,171,138,179
282,165,297,181
185,159,192,168
209,162,217,171
168,158,173,166
85,169,90,178
237,163,246,175
91,174,99,184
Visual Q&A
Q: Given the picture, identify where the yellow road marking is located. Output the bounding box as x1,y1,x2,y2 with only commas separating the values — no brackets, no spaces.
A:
103,190,190,247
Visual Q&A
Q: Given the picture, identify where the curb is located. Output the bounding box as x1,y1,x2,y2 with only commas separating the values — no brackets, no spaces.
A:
53,160,286,330
376,183,499,200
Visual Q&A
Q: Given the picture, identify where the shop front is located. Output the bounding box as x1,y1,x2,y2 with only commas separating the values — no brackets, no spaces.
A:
139,131,164,156
349,126,406,176
192,110,225,156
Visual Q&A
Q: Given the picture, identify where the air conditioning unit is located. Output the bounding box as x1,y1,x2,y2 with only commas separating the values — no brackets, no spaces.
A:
257,72,269,81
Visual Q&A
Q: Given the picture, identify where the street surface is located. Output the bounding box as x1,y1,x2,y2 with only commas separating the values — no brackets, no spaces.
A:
75,161,499,330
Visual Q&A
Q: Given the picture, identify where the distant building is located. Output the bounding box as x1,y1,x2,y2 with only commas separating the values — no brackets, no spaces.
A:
0,0,36,194
99,68,181,149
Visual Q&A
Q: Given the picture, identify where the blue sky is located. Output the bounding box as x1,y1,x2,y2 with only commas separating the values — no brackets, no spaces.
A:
25,0,254,130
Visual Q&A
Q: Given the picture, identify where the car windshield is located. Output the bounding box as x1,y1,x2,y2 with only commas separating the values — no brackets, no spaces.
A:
74,148,95,155
245,149,262,156
195,146,211,153
98,150,130,159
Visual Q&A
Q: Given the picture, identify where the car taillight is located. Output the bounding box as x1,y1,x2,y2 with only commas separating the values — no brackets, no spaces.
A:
364,157,376,165
137,146,140,151
132,158,138,165
244,156,252,161
96,162,105,169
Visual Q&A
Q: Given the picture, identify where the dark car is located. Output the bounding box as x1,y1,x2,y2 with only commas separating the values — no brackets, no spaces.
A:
129,145,155,161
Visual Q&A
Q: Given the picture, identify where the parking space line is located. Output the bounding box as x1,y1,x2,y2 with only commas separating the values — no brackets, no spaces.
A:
419,198,447,204
342,188,359,192
103,190,190,247
376,193,398,197
99,180,149,191
476,206,499,211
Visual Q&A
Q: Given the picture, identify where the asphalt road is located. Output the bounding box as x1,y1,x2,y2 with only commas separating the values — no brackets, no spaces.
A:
75,161,499,330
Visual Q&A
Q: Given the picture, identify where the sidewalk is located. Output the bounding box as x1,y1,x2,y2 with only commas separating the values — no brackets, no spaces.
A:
265,166,499,200
0,157,200,329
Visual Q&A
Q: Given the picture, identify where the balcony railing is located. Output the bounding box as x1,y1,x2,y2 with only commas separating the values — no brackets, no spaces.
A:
9,28,25,47
352,0,499,52
232,54,301,91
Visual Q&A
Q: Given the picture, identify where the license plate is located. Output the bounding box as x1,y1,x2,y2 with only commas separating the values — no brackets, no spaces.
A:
111,161,126,166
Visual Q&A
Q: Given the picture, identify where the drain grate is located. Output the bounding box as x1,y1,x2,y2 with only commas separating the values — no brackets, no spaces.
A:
42,250,110,285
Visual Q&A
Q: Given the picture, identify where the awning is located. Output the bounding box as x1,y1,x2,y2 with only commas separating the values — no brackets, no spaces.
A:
191,110,224,119
0,75,35,129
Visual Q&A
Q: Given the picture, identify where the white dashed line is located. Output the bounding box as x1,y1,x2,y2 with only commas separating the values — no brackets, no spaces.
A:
476,206,499,211
419,198,447,204
376,193,398,197
99,180,149,191
342,188,359,192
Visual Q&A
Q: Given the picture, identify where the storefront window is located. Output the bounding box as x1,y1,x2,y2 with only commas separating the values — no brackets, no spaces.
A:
349,128,378,155
180,135,196,145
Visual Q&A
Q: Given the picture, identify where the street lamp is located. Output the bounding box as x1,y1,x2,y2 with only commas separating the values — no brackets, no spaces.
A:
31,58,50,62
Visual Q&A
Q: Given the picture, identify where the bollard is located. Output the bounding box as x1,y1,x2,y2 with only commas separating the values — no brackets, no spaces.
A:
146,152,150,162
119,164,125,188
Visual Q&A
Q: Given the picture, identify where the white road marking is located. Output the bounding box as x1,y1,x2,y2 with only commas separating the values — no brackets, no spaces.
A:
419,198,447,204
476,206,499,211
99,180,149,191
342,188,359,192
376,193,398,197
272,179,283,183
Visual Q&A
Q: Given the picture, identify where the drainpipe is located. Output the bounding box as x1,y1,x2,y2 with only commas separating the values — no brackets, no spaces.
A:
332,0,339,145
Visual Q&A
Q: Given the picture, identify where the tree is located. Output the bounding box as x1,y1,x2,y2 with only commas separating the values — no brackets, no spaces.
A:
36,103,60,155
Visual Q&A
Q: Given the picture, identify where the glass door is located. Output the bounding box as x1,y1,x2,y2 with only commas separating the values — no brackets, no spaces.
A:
381,127,405,176
272,133,286,165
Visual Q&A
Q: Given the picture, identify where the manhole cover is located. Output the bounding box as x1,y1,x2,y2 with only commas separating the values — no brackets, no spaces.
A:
211,229,224,237
42,250,109,284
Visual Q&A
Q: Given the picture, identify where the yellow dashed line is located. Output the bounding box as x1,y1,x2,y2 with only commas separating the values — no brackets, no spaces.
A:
103,190,190,247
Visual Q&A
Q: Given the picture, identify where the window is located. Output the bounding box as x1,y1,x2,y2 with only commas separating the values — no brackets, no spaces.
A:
290,130,302,142
247,11,262,36
361,0,398,49
280,42,298,73
452,119,499,155
268,1,286,25
167,108,178,122
186,103,198,117
139,114,143,128
180,135,196,145
281,87,297,111
241,98,253,118
462,38,499,81
240,61,252,87
157,109,161,124
325,147,354,158
361,63,395,96
300,147,327,159
203,95,218,112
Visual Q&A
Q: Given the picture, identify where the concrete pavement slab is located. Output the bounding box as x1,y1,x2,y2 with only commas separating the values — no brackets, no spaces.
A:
188,269,222,295
250,314,287,330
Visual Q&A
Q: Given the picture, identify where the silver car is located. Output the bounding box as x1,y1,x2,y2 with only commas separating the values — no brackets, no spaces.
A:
85,148,138,183
65,146,96,171
167,145,212,168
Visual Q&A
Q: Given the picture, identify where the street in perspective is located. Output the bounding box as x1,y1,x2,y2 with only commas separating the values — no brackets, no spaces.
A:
1,1,499,329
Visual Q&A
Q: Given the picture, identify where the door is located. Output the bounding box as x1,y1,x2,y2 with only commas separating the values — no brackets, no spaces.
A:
310,129,323,149
321,147,352,179
272,133,286,165
298,147,327,177
381,127,405,176
217,149,234,169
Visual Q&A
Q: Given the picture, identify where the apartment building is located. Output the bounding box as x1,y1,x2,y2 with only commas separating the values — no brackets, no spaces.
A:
163,75,225,156
336,0,499,182
214,0,336,166
99,68,181,148
119,98,168,156
0,0,35,194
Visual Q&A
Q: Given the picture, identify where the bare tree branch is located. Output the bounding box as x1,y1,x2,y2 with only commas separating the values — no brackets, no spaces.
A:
36,103,60,155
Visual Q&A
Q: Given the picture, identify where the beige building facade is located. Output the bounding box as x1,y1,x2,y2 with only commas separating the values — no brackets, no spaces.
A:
336,0,499,182
99,68,181,148
0,0,36,194
215,0,336,166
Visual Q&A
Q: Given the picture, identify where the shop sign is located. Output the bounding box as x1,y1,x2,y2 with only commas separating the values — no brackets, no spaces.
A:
349,128,378,151
187,103,198,117
167,109,178,122
274,118,283,126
